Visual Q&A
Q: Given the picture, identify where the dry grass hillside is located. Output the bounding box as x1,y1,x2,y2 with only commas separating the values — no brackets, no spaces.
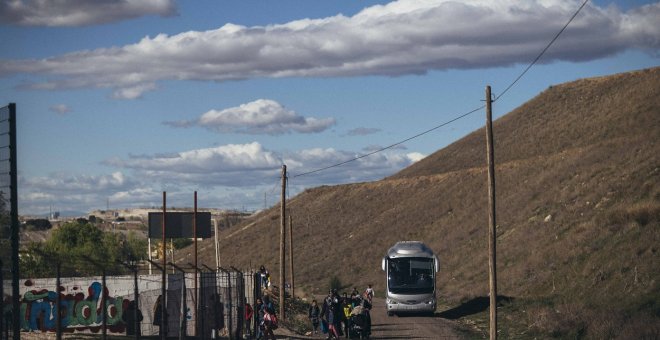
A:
177,67,660,339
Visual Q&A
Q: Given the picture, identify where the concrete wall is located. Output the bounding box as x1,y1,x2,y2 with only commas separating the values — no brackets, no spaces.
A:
2,271,253,337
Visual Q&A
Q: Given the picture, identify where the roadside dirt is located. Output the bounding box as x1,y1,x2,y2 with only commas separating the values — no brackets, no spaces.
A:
273,297,470,340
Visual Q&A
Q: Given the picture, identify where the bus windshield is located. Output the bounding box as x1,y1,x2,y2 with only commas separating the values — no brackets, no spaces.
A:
387,257,434,295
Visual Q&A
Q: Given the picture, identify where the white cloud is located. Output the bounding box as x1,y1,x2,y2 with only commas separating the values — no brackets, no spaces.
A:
49,104,72,115
19,142,423,214
19,172,137,215
23,172,131,193
0,0,177,27
103,142,284,187
105,142,419,186
407,152,426,162
165,99,335,135
1,0,657,98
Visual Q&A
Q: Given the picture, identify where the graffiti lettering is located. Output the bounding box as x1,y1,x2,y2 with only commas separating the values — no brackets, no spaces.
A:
8,281,129,333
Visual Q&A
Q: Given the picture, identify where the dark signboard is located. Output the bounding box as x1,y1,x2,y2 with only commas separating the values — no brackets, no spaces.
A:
148,211,213,239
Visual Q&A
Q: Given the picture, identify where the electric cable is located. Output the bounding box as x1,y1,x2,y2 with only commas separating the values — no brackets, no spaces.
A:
291,0,589,179
495,0,590,101
293,104,484,178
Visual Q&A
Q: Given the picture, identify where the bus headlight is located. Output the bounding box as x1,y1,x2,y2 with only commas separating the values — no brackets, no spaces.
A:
387,298,398,305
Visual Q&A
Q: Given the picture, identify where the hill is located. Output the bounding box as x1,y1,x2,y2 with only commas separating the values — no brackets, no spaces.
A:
177,67,660,338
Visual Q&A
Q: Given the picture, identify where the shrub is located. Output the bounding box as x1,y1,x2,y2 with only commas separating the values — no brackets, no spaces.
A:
329,275,342,291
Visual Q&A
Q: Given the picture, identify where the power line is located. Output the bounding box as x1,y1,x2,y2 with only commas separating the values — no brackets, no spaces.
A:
291,0,589,179
292,104,484,178
495,0,589,101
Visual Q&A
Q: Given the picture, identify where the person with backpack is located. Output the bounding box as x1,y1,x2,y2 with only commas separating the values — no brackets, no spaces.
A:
261,294,277,340
321,289,341,340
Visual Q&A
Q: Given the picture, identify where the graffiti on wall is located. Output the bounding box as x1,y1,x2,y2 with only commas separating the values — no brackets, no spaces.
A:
6,280,132,333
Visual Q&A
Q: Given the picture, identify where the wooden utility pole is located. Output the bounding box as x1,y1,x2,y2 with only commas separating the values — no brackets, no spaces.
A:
214,219,220,269
288,215,295,299
485,86,498,340
279,165,287,320
161,192,167,339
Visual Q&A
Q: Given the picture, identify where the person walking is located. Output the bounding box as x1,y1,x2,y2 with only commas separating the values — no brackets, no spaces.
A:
365,284,374,303
259,265,270,290
321,289,341,339
244,298,254,339
254,297,264,340
308,299,321,336
123,300,143,336
261,294,277,340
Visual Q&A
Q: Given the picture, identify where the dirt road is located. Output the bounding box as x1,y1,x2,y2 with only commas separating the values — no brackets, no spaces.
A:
368,298,467,339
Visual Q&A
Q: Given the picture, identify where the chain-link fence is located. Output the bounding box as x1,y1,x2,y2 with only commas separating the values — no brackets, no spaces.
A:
1,266,257,339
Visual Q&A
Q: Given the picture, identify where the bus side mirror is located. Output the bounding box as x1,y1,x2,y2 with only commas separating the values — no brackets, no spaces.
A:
382,257,386,271
434,255,439,273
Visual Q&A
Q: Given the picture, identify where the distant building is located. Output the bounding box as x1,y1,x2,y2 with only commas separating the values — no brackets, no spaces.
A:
49,211,60,221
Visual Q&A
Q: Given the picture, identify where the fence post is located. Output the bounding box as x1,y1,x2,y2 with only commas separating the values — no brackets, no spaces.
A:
56,261,62,340
231,267,244,340
0,260,3,339
168,263,187,340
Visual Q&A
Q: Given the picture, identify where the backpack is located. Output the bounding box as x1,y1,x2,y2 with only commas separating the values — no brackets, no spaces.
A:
264,312,278,329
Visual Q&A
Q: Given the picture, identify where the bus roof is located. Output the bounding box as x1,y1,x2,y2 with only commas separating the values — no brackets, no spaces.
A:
386,241,435,259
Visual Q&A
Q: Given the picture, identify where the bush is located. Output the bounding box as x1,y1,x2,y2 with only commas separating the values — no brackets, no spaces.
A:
329,275,342,291
24,218,52,230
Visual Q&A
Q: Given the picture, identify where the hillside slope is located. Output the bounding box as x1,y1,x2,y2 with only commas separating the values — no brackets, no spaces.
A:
178,67,660,338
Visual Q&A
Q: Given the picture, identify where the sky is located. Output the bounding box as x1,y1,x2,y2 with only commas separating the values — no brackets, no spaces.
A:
0,0,658,216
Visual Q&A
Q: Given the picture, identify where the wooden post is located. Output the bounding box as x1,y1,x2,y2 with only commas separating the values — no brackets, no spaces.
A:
279,165,287,320
161,192,167,339
288,215,295,299
485,86,498,340
102,268,107,340
133,264,140,340
214,219,220,269
56,261,62,340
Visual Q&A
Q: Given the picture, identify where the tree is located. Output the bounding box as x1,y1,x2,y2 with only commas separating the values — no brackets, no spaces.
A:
21,220,130,277
122,230,148,261
24,218,52,230
172,238,193,250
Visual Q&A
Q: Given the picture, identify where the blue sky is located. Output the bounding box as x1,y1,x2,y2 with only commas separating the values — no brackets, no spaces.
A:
0,0,658,216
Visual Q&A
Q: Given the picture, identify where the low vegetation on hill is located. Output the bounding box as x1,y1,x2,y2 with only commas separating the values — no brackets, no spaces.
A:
178,67,660,339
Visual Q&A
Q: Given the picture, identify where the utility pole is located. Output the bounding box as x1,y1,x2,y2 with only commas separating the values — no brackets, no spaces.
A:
485,86,498,340
288,215,295,299
214,219,220,269
279,164,287,320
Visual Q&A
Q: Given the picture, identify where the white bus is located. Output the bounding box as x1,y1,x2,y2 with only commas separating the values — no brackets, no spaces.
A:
381,241,439,316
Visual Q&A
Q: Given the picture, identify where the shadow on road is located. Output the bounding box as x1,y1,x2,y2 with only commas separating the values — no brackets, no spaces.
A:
437,295,514,320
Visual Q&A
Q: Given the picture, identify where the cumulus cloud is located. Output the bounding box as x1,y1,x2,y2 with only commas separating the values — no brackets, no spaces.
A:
164,99,335,135
19,141,423,214
103,142,283,187
1,0,657,98
104,141,419,187
49,104,72,115
0,0,177,27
